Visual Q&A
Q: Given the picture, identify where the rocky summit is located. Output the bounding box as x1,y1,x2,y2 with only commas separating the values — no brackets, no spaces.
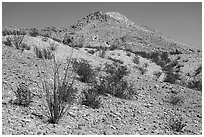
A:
2,11,202,135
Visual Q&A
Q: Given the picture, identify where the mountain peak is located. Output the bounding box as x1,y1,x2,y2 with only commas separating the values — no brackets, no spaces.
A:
105,12,134,25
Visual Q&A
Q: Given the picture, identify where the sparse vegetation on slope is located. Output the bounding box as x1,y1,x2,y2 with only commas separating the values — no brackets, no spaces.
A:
2,11,202,135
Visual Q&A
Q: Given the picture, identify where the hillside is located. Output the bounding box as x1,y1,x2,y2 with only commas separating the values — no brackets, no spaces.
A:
2,11,202,135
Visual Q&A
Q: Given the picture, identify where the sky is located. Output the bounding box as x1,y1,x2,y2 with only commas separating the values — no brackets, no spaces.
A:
2,2,202,48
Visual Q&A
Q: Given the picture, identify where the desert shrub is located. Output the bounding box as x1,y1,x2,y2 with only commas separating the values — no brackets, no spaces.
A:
42,37,48,42
2,28,26,36
136,66,147,75
2,28,11,36
13,29,26,35
52,37,61,43
194,66,202,76
128,51,180,84
87,49,95,54
165,95,184,106
72,59,95,83
49,43,57,51
58,84,77,103
34,46,53,60
21,43,31,51
153,71,162,79
150,52,160,63
163,60,180,84
69,43,83,48
134,51,150,59
94,75,136,100
98,47,106,58
13,35,24,50
35,52,77,124
29,28,39,37
81,88,100,109
160,52,170,62
143,62,149,68
107,57,124,64
168,115,186,132
187,79,202,91
3,37,13,46
13,82,33,107
133,55,140,64
93,63,136,99
63,35,72,45
109,44,118,50
43,33,51,38
169,49,182,55
104,62,129,81
163,72,179,84
126,52,131,56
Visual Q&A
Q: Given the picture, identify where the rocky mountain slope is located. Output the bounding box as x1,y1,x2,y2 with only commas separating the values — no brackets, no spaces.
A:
2,11,202,135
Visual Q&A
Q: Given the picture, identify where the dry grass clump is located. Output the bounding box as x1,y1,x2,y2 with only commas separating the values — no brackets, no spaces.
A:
34,46,53,60
81,88,100,109
13,35,24,50
168,115,186,132
3,37,13,46
132,55,140,64
13,82,33,107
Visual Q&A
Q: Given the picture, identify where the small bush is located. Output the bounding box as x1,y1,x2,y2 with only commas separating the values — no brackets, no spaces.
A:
58,84,77,103
99,48,106,58
169,49,182,55
133,55,140,64
34,46,53,60
166,95,184,106
72,59,95,83
3,37,13,46
139,67,147,75
21,43,31,51
153,71,162,79
109,44,118,50
134,66,147,75
81,88,100,109
29,28,39,37
2,28,11,36
13,82,33,107
70,43,83,48
13,35,24,50
104,62,129,81
52,37,61,43
194,66,202,76
42,37,48,42
126,52,131,56
143,63,149,68
2,28,26,36
107,57,124,64
87,49,95,54
169,116,186,132
94,75,136,100
187,79,202,91
93,63,136,99
163,70,180,84
49,43,57,51
43,33,51,38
